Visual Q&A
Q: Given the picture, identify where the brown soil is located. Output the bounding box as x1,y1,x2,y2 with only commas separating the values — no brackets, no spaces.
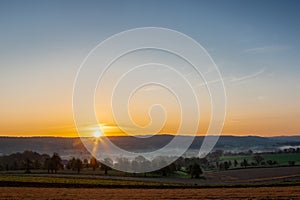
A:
1,186,299,200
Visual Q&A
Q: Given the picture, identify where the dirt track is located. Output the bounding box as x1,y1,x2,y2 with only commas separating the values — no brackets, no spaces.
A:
1,186,299,200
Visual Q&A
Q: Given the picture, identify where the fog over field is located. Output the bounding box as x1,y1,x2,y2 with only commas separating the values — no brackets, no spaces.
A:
1,135,299,160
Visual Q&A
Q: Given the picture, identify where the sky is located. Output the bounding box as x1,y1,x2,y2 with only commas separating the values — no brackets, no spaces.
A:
0,0,300,137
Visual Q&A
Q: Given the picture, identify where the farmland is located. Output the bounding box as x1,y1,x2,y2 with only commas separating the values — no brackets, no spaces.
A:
1,166,300,186
1,186,299,200
0,162,300,199
221,153,300,166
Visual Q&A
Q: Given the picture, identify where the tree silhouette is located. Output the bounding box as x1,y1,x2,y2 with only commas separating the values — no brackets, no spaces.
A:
44,158,51,173
90,157,99,171
75,158,83,174
67,157,76,171
132,156,151,173
188,163,203,178
253,155,264,165
24,158,33,173
51,153,63,173
45,153,63,173
115,157,130,172
101,158,112,175
241,159,249,168
224,161,230,170
234,160,238,167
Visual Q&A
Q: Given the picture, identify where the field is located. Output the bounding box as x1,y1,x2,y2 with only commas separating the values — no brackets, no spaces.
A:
1,166,300,199
1,166,300,186
221,153,300,166
204,166,300,184
1,186,300,200
0,174,183,188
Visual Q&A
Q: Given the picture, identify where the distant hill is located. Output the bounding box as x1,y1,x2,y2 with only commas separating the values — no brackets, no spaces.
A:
0,135,299,159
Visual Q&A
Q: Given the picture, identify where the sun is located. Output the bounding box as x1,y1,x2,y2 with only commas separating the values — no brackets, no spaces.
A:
93,131,102,138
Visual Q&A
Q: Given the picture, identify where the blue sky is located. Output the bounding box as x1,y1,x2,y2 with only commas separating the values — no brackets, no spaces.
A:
0,0,300,136
1,0,299,78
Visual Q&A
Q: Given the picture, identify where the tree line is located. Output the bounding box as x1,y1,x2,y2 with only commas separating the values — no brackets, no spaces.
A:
1,149,296,176
0,151,204,178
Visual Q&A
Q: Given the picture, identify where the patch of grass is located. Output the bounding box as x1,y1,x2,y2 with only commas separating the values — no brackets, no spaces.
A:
0,174,299,188
0,174,180,187
221,153,300,166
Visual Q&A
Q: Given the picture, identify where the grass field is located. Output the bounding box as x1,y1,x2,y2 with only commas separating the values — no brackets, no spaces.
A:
1,167,300,199
1,166,300,187
220,153,300,166
0,174,184,188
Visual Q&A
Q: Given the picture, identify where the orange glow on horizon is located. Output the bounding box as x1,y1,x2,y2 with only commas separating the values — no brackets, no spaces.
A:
0,107,299,138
